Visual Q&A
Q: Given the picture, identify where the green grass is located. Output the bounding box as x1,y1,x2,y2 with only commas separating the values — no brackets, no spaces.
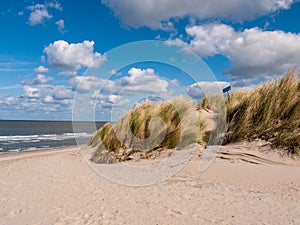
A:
224,68,300,154
90,97,207,163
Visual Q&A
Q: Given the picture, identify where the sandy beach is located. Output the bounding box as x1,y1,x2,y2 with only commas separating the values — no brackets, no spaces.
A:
0,142,299,225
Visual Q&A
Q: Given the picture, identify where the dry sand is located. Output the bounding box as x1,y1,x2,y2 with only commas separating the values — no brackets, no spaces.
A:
1,142,300,225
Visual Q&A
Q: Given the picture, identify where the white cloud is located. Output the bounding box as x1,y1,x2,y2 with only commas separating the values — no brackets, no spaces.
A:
116,67,169,93
34,65,49,74
27,4,52,25
71,67,169,94
102,0,295,29
22,84,74,101
43,95,54,103
4,96,18,105
168,23,300,79
58,71,78,77
46,1,63,11
1,84,74,120
33,74,54,84
27,1,62,26
43,40,106,71
90,92,130,109
43,94,73,105
108,94,122,104
91,90,105,99
22,86,41,98
55,19,66,33
186,81,230,99
69,76,112,93
52,86,73,100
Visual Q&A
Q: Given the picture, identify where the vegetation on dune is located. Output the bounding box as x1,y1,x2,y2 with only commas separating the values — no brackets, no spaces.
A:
200,95,211,111
89,69,300,163
224,68,300,155
89,97,207,163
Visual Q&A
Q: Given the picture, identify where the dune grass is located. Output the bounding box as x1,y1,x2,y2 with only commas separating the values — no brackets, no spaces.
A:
224,68,300,155
200,95,211,111
90,97,207,163
89,69,300,163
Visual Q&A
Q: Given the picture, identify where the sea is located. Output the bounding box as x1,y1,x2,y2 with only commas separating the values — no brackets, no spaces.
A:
0,120,106,154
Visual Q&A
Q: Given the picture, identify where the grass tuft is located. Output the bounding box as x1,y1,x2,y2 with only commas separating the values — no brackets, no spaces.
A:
90,97,207,163
89,68,300,162
224,68,300,154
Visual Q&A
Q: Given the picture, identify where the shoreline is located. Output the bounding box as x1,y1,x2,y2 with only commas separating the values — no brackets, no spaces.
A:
0,145,79,162
0,145,79,154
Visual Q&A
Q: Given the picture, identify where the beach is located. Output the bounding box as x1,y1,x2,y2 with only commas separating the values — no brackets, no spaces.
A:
1,143,299,225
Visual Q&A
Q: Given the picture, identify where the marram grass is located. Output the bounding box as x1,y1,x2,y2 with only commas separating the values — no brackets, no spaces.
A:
89,69,300,163
224,68,300,155
89,97,207,163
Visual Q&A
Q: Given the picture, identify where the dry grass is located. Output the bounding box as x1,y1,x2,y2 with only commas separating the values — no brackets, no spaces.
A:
89,69,300,163
201,95,211,111
90,97,207,163
224,68,300,154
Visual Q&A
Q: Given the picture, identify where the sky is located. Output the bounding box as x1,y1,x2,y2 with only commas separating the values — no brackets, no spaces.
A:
0,0,300,121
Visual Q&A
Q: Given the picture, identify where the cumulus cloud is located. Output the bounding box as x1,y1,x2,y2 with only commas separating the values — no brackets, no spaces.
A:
52,86,73,100
90,90,130,109
2,84,74,120
27,4,52,25
27,1,62,26
34,66,49,74
55,19,66,33
69,76,112,93
22,84,74,101
102,0,295,29
115,67,169,93
46,1,63,10
43,94,73,105
91,90,104,99
186,81,230,99
22,86,41,98
43,40,106,71
70,67,169,94
167,23,300,79
43,95,54,103
33,74,54,84
3,96,18,105
58,71,78,77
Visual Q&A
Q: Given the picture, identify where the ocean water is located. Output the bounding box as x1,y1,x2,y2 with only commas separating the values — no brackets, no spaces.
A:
0,120,106,153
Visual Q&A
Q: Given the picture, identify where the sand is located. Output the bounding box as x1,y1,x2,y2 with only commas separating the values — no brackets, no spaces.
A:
0,143,300,225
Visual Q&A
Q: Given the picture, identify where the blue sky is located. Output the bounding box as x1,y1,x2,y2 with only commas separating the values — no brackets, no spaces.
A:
0,0,300,121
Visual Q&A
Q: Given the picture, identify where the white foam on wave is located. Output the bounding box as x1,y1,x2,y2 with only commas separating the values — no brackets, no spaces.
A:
0,132,91,142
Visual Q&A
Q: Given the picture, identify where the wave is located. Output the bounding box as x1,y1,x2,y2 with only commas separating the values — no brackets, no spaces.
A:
0,132,91,142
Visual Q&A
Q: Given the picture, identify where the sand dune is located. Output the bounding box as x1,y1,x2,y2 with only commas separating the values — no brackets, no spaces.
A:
0,144,299,225
214,140,300,166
